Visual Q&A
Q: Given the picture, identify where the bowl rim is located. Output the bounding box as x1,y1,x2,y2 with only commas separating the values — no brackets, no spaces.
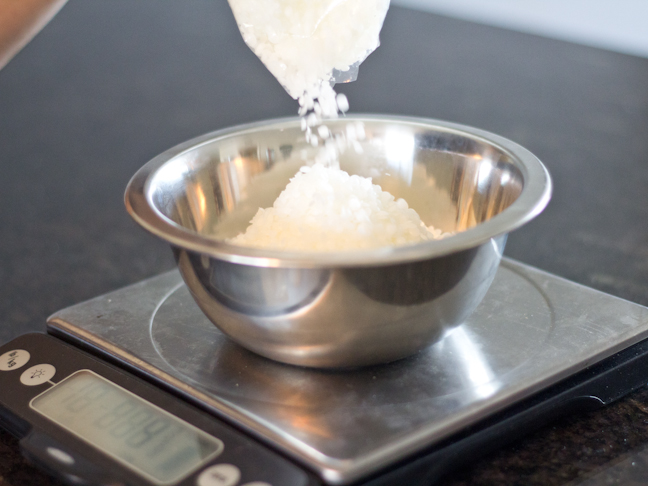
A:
125,114,552,267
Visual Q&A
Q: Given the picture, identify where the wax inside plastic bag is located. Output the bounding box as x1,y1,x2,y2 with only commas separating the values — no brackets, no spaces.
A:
228,0,390,99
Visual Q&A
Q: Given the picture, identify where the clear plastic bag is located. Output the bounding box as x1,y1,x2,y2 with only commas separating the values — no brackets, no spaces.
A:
228,0,390,100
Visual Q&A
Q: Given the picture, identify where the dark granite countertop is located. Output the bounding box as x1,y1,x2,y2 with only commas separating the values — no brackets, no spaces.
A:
1,1,647,485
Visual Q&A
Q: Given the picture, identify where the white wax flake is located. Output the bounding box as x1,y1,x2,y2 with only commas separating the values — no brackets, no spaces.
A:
306,113,319,127
317,125,330,139
230,164,451,251
336,93,349,113
346,123,357,140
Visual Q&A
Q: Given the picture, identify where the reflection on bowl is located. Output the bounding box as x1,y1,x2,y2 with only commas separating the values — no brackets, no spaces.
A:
125,115,551,368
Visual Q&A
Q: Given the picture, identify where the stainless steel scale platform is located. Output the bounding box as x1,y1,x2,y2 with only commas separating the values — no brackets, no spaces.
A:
46,258,648,485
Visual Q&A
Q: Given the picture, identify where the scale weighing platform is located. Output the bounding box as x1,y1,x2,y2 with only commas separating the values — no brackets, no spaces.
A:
2,258,648,486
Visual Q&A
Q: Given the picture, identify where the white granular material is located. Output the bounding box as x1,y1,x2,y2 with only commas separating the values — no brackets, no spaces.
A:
228,0,390,164
228,0,390,102
225,0,432,251
231,164,448,251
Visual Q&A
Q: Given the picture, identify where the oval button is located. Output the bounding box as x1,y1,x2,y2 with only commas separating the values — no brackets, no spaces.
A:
197,464,241,486
20,364,56,386
0,349,30,371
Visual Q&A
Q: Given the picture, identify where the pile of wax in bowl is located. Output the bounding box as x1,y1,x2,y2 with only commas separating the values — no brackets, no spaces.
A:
230,164,449,251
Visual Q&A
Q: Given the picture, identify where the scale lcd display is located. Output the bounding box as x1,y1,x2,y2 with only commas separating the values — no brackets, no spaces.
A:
31,370,223,485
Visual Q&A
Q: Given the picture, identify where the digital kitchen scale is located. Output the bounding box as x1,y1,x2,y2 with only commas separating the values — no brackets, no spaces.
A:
2,258,648,486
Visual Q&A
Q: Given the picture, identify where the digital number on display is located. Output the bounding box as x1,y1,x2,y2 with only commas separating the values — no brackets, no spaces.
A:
30,370,223,485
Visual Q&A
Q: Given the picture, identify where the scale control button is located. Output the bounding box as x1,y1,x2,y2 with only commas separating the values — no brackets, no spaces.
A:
20,364,56,386
197,464,241,486
0,349,30,371
46,447,75,466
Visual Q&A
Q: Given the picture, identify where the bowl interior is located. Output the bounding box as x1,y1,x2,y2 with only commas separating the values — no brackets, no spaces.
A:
146,118,524,246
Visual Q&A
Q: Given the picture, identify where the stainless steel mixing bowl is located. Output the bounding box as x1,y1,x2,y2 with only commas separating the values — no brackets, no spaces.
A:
125,115,551,368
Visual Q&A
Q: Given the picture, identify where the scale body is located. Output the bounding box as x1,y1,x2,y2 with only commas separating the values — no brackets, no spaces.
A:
0,333,317,486
2,258,648,485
